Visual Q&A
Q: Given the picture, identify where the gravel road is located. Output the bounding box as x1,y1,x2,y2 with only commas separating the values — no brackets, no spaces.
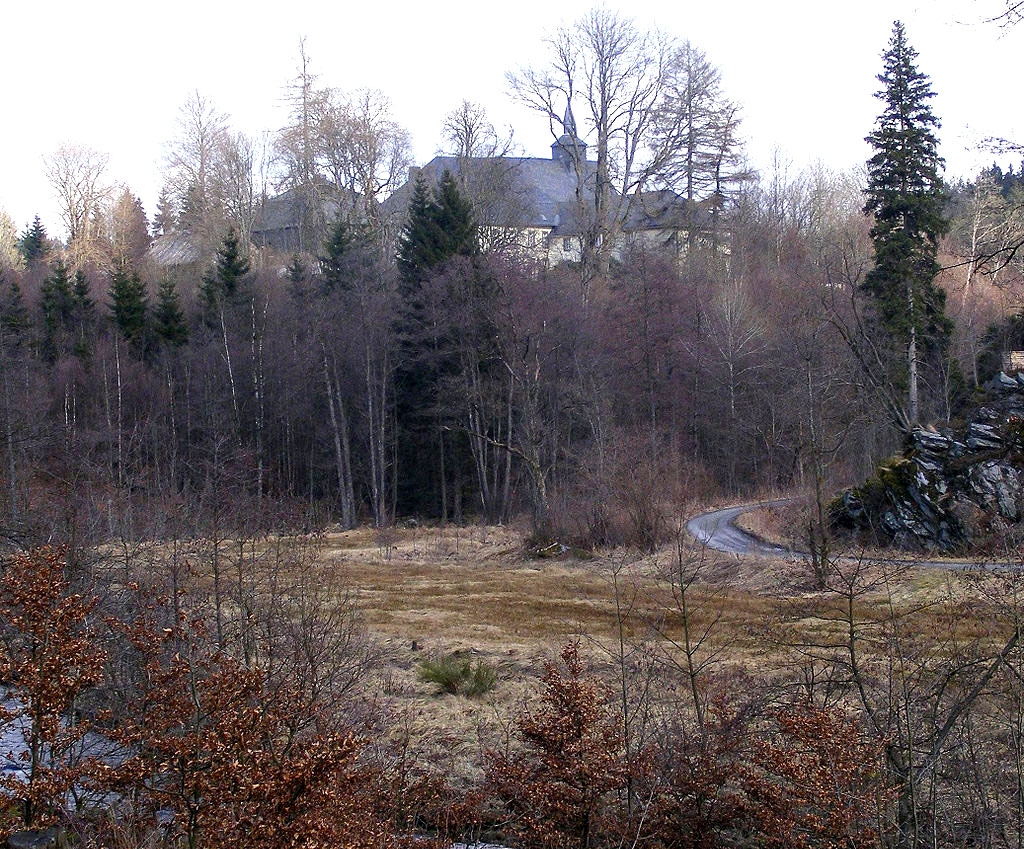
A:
685,501,1011,571
685,502,792,556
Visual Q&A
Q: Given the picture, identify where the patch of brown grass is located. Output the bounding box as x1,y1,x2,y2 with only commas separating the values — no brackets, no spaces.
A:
319,526,795,664
734,502,802,548
116,515,1024,787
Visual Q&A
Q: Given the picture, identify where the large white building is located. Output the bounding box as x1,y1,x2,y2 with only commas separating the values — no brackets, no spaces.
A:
385,107,709,267
248,107,715,266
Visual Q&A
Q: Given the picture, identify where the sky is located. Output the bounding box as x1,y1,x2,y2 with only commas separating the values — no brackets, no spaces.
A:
2,0,1021,240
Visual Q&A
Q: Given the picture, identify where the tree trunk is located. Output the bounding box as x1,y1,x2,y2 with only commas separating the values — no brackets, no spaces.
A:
251,298,267,504
907,279,919,426
0,324,17,522
322,350,355,529
365,341,390,528
219,306,240,439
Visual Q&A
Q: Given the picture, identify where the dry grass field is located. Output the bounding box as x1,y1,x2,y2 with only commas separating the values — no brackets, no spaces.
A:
305,520,808,773
321,521,795,660
302,514,1018,771
85,507,1024,822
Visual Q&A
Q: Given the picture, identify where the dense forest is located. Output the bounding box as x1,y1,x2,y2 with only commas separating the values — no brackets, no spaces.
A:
2,10,1024,848
0,18,1019,552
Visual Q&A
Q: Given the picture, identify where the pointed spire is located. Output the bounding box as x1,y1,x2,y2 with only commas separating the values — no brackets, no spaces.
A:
552,98,587,165
562,101,578,139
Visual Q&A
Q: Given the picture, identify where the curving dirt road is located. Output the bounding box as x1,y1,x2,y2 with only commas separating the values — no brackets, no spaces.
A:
686,501,1012,571
686,502,793,556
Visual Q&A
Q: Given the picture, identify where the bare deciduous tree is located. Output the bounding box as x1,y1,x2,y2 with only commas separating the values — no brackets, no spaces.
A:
0,210,22,272
508,8,673,289
274,40,330,252
441,100,511,161
107,188,151,267
439,101,531,255
316,88,412,243
217,131,261,247
509,9,746,295
274,45,412,253
656,41,751,249
43,143,112,264
162,91,232,247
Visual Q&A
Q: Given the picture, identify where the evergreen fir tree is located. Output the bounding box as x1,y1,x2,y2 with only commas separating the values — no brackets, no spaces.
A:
393,170,480,518
72,270,94,317
152,188,177,237
39,258,74,362
397,175,444,289
0,276,29,340
319,218,353,293
286,253,309,301
397,171,478,291
214,227,251,297
71,270,96,360
178,180,206,233
286,253,307,284
284,252,307,299
432,169,478,262
41,258,74,325
153,278,188,349
863,21,951,426
200,228,251,317
18,216,49,266
108,260,148,345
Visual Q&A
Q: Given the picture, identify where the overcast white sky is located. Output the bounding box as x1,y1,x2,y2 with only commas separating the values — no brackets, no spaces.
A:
2,0,1020,239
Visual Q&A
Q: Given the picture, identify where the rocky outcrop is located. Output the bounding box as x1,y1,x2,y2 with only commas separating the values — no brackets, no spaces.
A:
7,829,67,849
830,373,1024,552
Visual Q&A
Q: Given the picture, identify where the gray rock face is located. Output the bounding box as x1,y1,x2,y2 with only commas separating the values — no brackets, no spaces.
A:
830,374,1024,552
967,422,1004,451
7,829,66,849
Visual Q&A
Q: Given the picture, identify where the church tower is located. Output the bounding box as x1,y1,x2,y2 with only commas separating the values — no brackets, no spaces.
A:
551,101,587,166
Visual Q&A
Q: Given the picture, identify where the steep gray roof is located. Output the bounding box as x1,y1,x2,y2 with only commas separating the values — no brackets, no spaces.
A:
385,154,598,231
386,151,698,240
562,102,578,138
148,230,203,267
252,186,341,236
624,190,712,232
256,191,303,233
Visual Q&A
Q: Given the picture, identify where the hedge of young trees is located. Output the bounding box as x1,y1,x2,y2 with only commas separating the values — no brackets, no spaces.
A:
2,542,1024,848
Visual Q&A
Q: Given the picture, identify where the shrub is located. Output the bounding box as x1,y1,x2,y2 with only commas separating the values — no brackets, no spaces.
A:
462,661,498,697
484,643,633,848
544,439,696,553
417,653,496,697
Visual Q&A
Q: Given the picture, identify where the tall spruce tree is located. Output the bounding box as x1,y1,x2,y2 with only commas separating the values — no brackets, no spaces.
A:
39,258,74,362
319,218,353,293
71,270,96,360
17,216,49,267
394,169,480,518
432,170,478,263
863,21,951,427
214,227,250,297
397,170,477,290
153,278,188,349
397,175,442,290
0,276,30,339
108,260,148,345
200,228,251,320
